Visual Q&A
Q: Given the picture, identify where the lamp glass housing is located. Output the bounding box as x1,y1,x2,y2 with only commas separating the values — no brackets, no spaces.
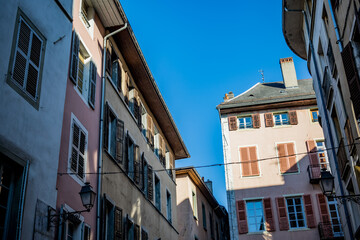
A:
320,170,335,196
79,182,96,210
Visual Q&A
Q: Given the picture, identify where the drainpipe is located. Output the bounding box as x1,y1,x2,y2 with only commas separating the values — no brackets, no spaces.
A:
327,0,344,51
285,6,354,239
96,22,128,240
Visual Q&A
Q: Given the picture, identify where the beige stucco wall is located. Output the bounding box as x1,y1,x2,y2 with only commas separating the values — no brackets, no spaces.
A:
222,105,326,239
102,44,178,239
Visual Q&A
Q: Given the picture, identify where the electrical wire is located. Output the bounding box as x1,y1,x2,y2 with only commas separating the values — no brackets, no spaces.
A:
57,141,360,176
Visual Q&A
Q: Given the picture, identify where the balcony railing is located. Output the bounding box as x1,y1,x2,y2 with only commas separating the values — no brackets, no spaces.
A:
318,222,344,240
308,164,321,183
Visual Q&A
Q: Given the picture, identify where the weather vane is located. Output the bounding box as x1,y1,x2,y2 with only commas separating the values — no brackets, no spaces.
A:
258,69,265,83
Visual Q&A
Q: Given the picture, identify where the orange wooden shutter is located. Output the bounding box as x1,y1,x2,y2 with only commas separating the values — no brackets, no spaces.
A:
236,200,248,234
228,116,237,131
252,114,261,128
306,140,320,178
277,143,298,173
276,197,289,231
277,143,287,173
240,146,259,176
303,195,316,228
264,113,274,127
287,143,298,173
249,146,259,176
316,194,330,222
263,198,275,232
289,111,298,125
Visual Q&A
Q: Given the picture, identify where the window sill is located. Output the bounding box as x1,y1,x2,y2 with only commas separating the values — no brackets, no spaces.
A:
247,231,266,235
288,227,310,232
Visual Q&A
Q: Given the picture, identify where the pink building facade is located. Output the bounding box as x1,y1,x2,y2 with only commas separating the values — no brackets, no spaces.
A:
217,58,344,240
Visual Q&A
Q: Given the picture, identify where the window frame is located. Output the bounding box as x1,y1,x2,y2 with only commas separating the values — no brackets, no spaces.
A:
245,199,265,233
285,196,307,229
238,116,253,129
273,112,290,126
310,109,319,122
166,189,172,223
7,9,46,109
154,174,161,211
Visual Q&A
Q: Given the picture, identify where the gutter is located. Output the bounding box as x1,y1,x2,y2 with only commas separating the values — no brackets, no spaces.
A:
96,23,128,240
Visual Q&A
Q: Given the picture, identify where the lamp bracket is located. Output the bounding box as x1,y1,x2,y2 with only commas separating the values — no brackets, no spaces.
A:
329,194,360,205
47,207,90,230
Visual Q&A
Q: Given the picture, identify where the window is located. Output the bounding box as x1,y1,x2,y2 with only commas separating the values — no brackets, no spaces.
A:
277,142,298,174
327,199,343,237
80,0,90,28
7,11,46,109
126,135,135,179
69,32,97,108
69,117,87,180
209,212,214,238
105,105,124,165
246,200,265,232
142,157,148,194
126,216,134,240
192,191,198,218
105,46,122,93
310,109,319,122
108,111,117,158
316,140,329,170
239,146,260,177
83,224,90,240
238,116,252,129
274,113,289,126
202,203,207,229
166,190,172,223
141,229,148,240
65,221,75,240
155,175,161,210
286,197,306,228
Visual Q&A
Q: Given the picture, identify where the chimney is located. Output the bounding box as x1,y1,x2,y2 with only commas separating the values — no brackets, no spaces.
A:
204,179,213,193
224,91,234,101
280,57,298,88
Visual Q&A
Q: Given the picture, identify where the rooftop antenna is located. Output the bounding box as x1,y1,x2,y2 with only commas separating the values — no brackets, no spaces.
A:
258,69,265,83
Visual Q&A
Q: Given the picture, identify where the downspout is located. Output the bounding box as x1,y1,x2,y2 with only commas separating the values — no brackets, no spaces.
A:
96,22,128,240
285,5,354,239
328,0,344,51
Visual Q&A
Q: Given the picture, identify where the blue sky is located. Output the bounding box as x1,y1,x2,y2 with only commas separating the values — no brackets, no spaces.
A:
121,0,311,208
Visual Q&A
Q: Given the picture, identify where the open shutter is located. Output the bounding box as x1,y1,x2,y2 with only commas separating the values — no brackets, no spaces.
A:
236,200,248,234
228,116,237,131
114,207,123,240
303,195,316,228
276,197,289,231
342,42,360,118
148,165,153,201
134,145,140,184
70,31,79,84
289,111,298,125
138,153,143,190
117,61,122,92
116,119,125,164
141,229,148,240
264,113,274,127
124,134,129,172
317,194,333,238
124,72,130,104
146,115,154,149
306,140,320,178
252,114,261,128
134,224,140,240
70,123,80,173
88,61,97,108
103,103,109,150
263,198,275,231
106,48,112,74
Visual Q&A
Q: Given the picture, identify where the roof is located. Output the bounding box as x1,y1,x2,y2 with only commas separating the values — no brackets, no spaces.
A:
217,79,317,114
176,167,227,217
91,0,189,159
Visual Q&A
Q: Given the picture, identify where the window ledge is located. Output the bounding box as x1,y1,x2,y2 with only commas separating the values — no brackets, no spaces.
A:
247,231,266,235
288,227,310,232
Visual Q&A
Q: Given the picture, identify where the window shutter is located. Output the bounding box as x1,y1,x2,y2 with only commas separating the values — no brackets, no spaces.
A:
106,49,112,74
317,194,333,238
289,111,298,125
264,113,274,127
138,153,143,190
228,116,237,131
277,143,287,173
286,143,298,172
141,154,146,191
303,195,316,228
134,99,140,122
252,114,261,128
70,31,79,84
148,165,153,201
114,207,123,240
117,61,122,92
124,134,129,173
124,72,130,104
70,123,80,173
134,145,140,184
134,224,140,240
236,200,248,234
116,119,125,164
141,229,148,240
147,115,154,149
342,42,360,118
78,130,86,179
103,104,109,150
239,147,251,176
88,61,97,109
276,197,289,231
277,143,298,173
306,140,320,178
263,198,275,231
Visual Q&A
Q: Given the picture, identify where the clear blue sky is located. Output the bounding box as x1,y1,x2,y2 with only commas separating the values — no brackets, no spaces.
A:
121,0,311,208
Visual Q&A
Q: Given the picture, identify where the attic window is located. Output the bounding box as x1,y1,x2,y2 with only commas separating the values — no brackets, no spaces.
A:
249,94,254,97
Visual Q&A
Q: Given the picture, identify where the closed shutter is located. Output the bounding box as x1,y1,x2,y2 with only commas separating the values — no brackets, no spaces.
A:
70,31,79,84
317,194,333,238
70,122,86,179
141,229,148,240
303,195,316,228
236,200,248,234
276,197,289,231
228,116,237,131
134,224,140,240
114,207,123,240
277,143,298,173
342,42,360,118
116,119,125,164
134,145,140,184
88,61,97,108
263,198,275,232
141,154,146,191
239,146,259,176
264,113,274,127
289,111,298,125
306,140,320,178
103,103,109,150
148,165,153,201
252,114,261,128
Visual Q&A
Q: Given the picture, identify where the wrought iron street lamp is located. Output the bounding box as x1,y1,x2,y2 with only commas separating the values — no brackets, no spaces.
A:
48,182,96,229
319,169,360,205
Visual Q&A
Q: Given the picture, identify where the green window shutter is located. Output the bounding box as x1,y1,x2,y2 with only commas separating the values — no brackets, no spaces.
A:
88,61,97,109
69,31,79,84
